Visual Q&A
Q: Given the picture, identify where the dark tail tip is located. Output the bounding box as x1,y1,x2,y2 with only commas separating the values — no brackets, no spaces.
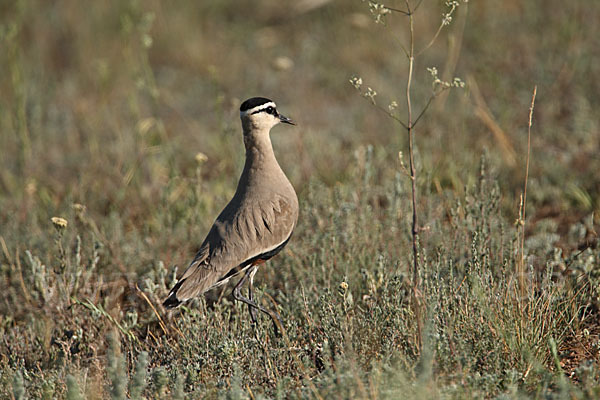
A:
163,293,182,309
163,279,185,309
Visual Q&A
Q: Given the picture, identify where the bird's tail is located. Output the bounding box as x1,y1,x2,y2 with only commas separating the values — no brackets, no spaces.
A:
162,259,222,309
162,279,185,308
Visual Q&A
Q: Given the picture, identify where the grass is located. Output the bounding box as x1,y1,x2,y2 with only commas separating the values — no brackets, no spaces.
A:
1,0,600,398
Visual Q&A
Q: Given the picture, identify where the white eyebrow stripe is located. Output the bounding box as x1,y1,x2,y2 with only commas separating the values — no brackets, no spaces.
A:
240,102,277,117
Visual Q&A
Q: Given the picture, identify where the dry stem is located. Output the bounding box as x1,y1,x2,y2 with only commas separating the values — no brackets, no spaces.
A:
404,0,423,352
518,86,537,301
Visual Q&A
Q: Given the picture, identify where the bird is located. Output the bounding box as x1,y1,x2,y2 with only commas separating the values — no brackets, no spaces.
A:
163,97,298,335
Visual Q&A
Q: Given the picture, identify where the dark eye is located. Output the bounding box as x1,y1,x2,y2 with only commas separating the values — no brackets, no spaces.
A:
266,106,274,115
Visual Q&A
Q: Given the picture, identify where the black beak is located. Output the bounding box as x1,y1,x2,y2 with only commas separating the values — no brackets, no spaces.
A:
278,113,295,125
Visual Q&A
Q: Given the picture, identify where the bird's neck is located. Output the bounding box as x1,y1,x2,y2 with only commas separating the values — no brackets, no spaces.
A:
243,128,277,166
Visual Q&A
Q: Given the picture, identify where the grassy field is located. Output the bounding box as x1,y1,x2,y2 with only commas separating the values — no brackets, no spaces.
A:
1,0,599,398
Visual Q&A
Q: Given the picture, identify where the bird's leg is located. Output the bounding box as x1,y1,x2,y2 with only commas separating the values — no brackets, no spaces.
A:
247,265,259,325
232,263,283,336
265,301,283,337
249,261,283,334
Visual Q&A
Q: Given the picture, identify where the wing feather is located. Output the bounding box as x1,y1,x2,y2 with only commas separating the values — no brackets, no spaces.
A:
163,193,297,307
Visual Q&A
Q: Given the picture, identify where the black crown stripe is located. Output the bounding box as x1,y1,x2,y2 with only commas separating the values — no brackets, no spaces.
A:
240,97,274,112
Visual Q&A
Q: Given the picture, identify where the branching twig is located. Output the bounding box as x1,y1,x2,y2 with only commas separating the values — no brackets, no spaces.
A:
375,101,408,129
412,87,451,129
413,0,424,13
418,23,446,57
417,0,460,57
385,5,410,15
355,0,468,355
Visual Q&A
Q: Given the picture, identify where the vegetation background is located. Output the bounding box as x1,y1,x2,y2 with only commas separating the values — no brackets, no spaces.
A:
1,0,599,398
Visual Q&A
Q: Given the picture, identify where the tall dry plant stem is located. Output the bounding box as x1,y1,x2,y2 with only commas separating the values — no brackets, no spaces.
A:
518,86,537,301
404,0,423,351
353,0,467,352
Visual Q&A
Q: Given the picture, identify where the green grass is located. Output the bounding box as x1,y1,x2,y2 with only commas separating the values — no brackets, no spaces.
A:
1,0,599,398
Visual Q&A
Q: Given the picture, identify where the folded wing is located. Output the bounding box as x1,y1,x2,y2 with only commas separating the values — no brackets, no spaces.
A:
163,194,297,308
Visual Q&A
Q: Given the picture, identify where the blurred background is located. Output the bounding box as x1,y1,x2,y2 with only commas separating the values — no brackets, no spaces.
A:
1,0,599,397
1,0,598,256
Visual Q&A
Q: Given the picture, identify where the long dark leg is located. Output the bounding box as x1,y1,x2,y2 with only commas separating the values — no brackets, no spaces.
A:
232,265,283,336
247,266,258,324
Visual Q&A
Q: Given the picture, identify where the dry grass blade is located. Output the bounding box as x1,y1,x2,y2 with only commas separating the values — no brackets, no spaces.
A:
469,76,517,167
518,85,537,299
135,284,169,336
15,248,32,304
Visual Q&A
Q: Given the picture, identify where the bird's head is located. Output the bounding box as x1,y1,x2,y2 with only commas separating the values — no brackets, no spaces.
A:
240,97,295,133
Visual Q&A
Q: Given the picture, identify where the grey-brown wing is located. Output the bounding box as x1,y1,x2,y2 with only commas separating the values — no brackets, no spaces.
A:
163,194,297,307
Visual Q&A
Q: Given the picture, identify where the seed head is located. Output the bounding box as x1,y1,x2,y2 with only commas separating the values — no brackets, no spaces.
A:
195,152,208,164
349,76,363,90
72,203,86,213
51,217,68,230
364,87,377,104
